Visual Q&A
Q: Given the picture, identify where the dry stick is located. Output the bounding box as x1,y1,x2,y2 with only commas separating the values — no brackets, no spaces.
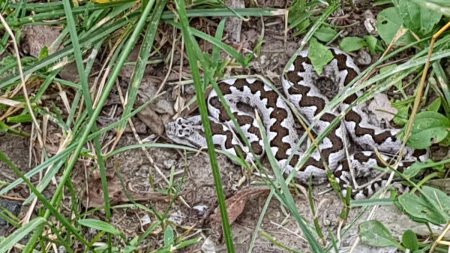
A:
0,14,43,147
179,36,185,95
347,29,411,196
109,12,174,190
401,21,450,150
0,75,35,121
0,13,48,230
393,22,450,192
0,104,22,120
348,26,411,253
427,21,450,253
115,79,191,208
22,115,49,225
430,221,450,252
115,84,168,183
93,31,129,109
155,27,177,96
352,21,450,253
97,30,129,151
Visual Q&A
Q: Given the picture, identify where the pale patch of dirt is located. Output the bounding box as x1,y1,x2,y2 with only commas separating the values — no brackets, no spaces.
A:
0,134,30,183
0,134,29,237
22,25,62,57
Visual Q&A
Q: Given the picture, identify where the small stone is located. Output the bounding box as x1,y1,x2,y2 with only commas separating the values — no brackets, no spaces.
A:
193,204,208,217
163,159,176,170
363,10,377,35
356,50,372,65
201,237,217,253
168,210,185,225
140,214,152,225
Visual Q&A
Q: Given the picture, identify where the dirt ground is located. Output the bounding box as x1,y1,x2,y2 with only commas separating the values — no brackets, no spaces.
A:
1,0,448,252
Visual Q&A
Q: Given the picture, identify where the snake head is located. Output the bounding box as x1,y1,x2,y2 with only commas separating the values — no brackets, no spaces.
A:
165,116,207,148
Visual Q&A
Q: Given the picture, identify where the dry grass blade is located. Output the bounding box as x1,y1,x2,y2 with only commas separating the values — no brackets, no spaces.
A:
0,14,43,148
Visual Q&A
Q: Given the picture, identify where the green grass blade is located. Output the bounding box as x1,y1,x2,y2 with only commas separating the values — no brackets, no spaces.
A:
48,0,156,212
117,0,167,133
18,1,157,251
5,7,279,27
0,99,155,197
166,20,250,65
174,0,235,252
0,13,138,90
257,118,324,253
0,217,46,253
78,219,122,236
62,0,112,222
0,151,91,248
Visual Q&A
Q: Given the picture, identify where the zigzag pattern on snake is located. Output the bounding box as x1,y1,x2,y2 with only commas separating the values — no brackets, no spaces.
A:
165,48,428,198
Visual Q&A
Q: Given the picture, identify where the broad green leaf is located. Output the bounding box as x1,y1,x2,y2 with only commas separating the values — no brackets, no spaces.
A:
308,38,333,75
164,226,175,246
7,114,32,124
339,37,366,52
442,134,450,146
78,218,121,235
376,7,413,45
402,230,419,251
394,0,442,36
359,220,401,248
38,47,49,60
403,161,432,178
426,97,441,112
408,111,450,149
293,19,311,36
365,35,379,53
173,237,202,251
288,0,307,24
314,26,337,42
0,217,46,252
288,0,312,34
123,236,139,253
412,0,450,6
411,0,450,17
422,186,450,214
393,103,409,126
397,186,449,225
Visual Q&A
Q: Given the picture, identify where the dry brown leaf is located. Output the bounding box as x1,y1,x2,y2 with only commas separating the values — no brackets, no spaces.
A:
210,187,270,226
138,106,164,136
83,170,168,208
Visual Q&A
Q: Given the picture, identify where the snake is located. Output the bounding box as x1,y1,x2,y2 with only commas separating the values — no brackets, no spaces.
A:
165,48,428,198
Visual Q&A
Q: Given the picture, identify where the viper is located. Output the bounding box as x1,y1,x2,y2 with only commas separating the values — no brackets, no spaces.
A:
165,48,428,198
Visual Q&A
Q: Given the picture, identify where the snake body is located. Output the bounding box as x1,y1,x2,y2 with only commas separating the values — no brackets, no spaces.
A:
166,48,427,198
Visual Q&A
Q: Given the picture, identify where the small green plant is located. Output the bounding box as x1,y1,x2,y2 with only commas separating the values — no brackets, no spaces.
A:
360,221,423,251
359,186,450,252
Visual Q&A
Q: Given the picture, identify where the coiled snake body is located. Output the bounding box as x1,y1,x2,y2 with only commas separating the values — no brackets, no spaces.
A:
166,48,427,198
